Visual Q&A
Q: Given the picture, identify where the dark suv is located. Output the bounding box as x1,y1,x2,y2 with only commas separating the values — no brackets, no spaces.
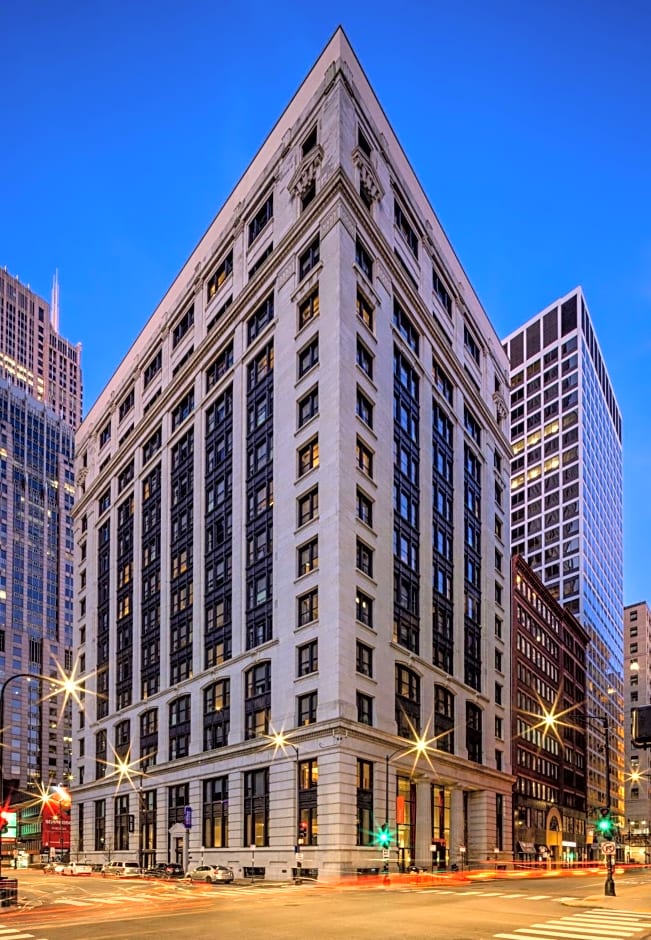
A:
145,862,184,879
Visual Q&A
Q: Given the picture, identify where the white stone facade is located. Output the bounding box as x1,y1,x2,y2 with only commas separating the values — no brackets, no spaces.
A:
72,28,513,879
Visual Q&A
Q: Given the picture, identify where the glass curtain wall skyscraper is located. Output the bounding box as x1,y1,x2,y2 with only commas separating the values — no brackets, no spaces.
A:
503,287,624,826
0,269,81,861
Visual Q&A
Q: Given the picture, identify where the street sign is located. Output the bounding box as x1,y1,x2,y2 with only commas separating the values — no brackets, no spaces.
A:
382,848,390,860
601,841,616,856
295,853,303,864
183,806,192,829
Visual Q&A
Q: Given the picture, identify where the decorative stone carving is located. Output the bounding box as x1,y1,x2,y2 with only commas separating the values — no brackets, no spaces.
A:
493,391,508,420
288,145,324,199
352,147,384,205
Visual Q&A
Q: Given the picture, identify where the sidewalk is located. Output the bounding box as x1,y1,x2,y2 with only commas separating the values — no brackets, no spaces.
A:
564,886,651,914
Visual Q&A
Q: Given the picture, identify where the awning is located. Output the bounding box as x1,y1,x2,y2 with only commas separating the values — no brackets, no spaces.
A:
517,841,535,853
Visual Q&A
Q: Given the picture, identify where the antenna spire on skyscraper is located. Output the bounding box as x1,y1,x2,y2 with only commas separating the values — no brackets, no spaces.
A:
51,269,60,332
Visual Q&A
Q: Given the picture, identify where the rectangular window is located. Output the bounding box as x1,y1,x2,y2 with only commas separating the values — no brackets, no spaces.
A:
118,389,135,423
356,489,373,527
298,387,319,428
464,324,481,366
434,360,453,403
297,640,318,676
355,237,373,280
298,288,319,329
207,250,233,300
356,641,373,677
393,299,419,354
356,438,373,477
297,691,317,725
356,290,373,331
99,421,111,449
356,389,373,428
464,406,481,445
172,304,194,348
357,692,373,725
297,537,319,576
356,759,374,846
394,201,419,258
299,236,320,280
298,438,319,477
247,293,274,344
248,194,273,246
297,588,319,626
171,389,194,430
206,342,234,391
356,590,374,627
298,336,319,378
243,769,269,847
143,350,162,389
249,243,273,279
432,266,452,315
356,337,374,379
297,486,319,526
356,539,373,577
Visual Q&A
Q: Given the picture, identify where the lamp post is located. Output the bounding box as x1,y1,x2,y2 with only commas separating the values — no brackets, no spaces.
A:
384,737,431,874
574,712,615,896
267,732,301,883
0,673,38,880
138,782,144,872
537,706,615,896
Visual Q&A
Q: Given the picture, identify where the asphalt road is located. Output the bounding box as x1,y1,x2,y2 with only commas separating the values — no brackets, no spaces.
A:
4,869,651,940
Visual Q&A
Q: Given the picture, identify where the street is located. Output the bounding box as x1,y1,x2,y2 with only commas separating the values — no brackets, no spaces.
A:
3,869,651,940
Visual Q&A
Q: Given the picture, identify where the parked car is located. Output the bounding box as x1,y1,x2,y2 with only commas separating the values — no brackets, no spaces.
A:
43,862,62,874
186,864,234,884
101,861,142,877
145,862,184,879
61,862,93,876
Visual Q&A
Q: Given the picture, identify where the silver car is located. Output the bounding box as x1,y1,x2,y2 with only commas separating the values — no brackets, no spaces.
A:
187,863,234,884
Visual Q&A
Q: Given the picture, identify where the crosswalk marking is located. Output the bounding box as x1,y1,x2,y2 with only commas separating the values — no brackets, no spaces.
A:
495,907,651,940
529,921,639,935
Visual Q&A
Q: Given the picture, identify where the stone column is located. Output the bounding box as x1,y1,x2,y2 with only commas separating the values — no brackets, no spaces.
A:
449,786,465,869
414,780,432,870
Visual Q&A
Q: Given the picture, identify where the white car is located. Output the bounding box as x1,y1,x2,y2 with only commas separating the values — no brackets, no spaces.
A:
61,862,93,876
186,864,234,884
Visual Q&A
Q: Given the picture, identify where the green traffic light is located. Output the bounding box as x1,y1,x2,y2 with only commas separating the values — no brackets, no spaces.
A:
596,811,615,837
376,825,391,846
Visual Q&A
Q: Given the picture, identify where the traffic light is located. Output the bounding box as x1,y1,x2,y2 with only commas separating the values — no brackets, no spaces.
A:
297,821,308,845
376,824,391,848
0,812,9,834
596,808,615,839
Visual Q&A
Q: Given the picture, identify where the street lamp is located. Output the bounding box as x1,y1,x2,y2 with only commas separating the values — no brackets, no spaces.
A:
0,673,40,880
540,707,615,896
265,731,301,882
384,735,432,873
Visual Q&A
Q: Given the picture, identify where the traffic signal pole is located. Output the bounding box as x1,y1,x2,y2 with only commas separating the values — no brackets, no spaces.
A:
602,714,616,897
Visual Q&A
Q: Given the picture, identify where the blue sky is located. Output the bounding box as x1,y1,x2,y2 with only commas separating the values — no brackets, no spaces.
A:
2,1,649,603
